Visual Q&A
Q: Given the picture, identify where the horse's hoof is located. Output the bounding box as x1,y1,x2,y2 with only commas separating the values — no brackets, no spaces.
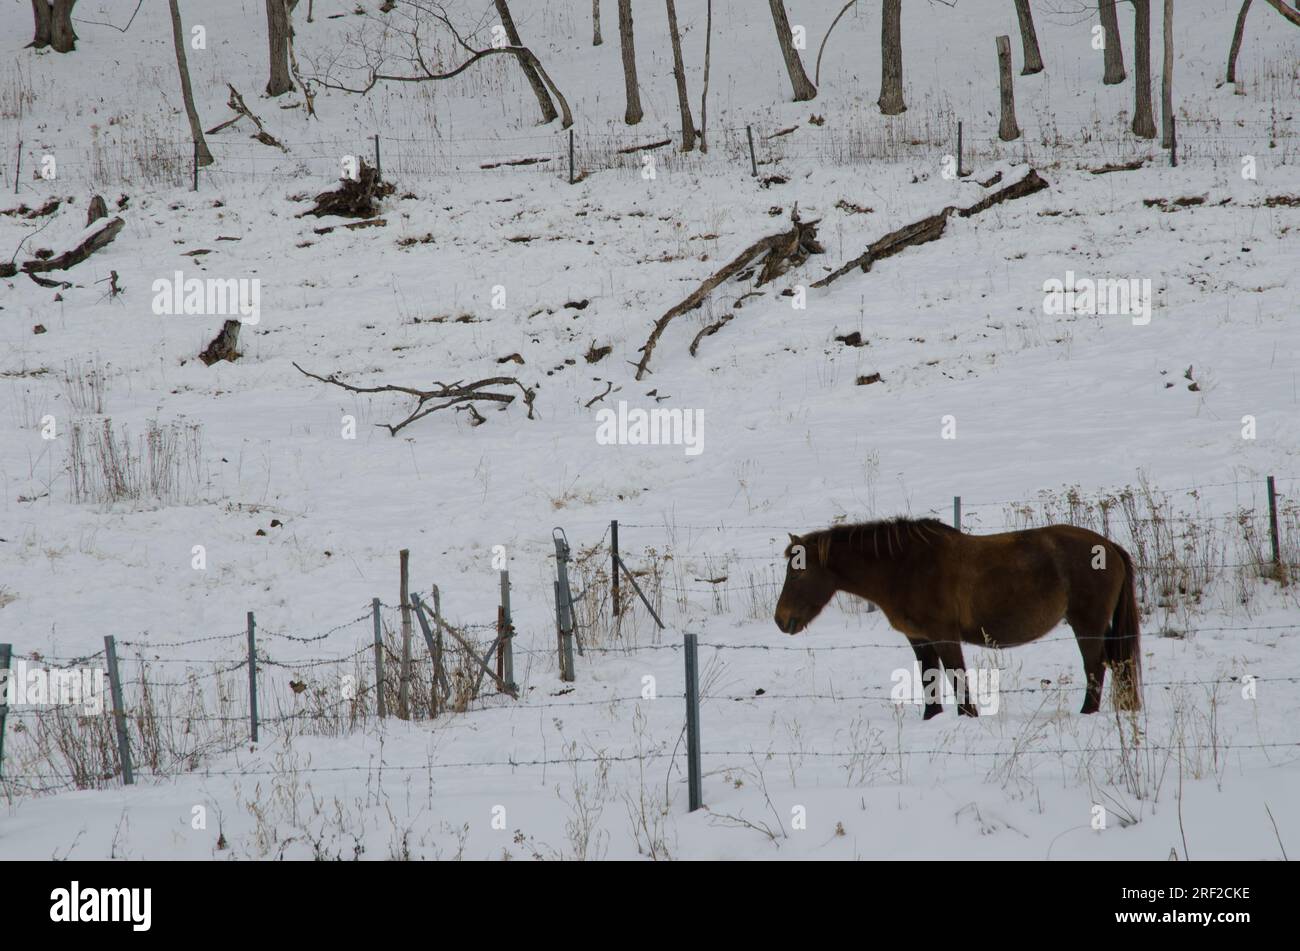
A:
958,705,979,718
1080,704,1100,715
922,705,943,720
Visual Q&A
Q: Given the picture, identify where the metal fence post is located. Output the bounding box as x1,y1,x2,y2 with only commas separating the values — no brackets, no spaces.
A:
499,570,515,692
611,519,620,617
746,125,758,176
372,598,386,718
104,636,133,786
399,549,412,720
953,495,962,531
0,643,11,779
1267,475,1281,567
247,612,259,743
684,632,702,812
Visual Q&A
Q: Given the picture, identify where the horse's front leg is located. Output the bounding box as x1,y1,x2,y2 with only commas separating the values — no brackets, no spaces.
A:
910,640,945,720
935,639,980,717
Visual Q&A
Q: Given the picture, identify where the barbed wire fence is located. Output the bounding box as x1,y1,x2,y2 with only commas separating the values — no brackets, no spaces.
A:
3,109,1295,199
1,475,1296,802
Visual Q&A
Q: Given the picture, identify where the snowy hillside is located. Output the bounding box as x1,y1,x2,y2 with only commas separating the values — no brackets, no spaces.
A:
0,0,1298,861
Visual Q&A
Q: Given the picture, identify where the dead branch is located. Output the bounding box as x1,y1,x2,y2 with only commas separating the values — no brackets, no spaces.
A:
293,362,536,435
206,85,289,151
617,138,673,154
634,207,822,379
689,313,734,356
1089,157,1150,175
812,168,1048,289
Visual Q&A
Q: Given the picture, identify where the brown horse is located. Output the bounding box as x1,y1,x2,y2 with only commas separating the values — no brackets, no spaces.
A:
774,517,1142,717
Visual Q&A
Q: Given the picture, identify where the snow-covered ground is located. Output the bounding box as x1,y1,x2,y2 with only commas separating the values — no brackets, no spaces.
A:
1,1,1297,859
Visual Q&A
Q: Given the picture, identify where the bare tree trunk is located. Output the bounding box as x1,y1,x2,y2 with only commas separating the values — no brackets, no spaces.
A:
49,0,77,52
878,0,905,114
494,0,558,124
699,0,712,153
592,0,602,45
665,0,697,151
996,34,1021,140
1161,0,1175,156
1227,0,1252,85
617,0,643,124
1131,0,1157,138
1099,1,1126,83
768,0,817,101
1013,0,1044,74
28,0,53,48
168,0,214,167
265,0,297,96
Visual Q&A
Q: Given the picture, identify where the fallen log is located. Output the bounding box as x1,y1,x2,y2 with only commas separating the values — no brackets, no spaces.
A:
294,363,536,435
634,207,822,380
301,160,393,218
22,216,124,274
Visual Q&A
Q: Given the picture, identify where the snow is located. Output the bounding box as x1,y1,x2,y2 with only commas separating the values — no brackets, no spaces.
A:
0,0,1297,860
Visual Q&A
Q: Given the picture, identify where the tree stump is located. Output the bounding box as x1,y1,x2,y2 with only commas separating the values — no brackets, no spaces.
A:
199,320,242,366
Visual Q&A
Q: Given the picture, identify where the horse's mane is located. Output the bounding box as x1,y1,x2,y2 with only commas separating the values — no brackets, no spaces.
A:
786,517,957,564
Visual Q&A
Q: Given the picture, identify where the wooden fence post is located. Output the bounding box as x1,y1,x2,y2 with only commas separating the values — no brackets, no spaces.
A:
0,643,11,778
1267,475,1281,567
554,580,575,682
104,636,134,785
996,35,1021,141
246,612,258,743
499,570,515,692
684,632,702,812
611,519,620,617
399,549,411,720
372,597,386,718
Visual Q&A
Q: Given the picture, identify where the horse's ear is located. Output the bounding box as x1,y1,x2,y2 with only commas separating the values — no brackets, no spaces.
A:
788,533,802,546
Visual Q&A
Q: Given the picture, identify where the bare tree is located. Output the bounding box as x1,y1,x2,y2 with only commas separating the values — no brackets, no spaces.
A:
1131,0,1157,138
665,0,697,150
878,0,905,114
312,4,573,128
493,0,558,124
618,0,643,124
699,0,713,153
168,0,214,167
1013,0,1044,74
1161,0,1175,155
1227,0,1252,85
29,0,77,52
266,0,298,96
1099,0,1126,84
593,0,602,45
768,0,817,101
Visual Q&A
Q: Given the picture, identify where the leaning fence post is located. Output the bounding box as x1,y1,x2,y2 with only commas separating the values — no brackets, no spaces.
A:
499,570,515,692
0,643,11,779
953,496,962,531
246,612,259,743
104,636,134,786
1267,475,1281,567
684,632,702,812
372,598,386,718
611,519,620,617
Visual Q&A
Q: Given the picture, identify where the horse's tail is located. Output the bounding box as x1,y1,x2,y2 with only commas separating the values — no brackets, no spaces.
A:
1105,545,1142,711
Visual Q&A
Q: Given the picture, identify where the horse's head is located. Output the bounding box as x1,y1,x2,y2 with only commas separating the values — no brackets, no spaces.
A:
774,533,838,635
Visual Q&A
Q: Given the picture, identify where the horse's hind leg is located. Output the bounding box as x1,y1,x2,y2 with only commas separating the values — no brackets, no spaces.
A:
910,640,944,720
934,639,980,717
1068,615,1107,715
